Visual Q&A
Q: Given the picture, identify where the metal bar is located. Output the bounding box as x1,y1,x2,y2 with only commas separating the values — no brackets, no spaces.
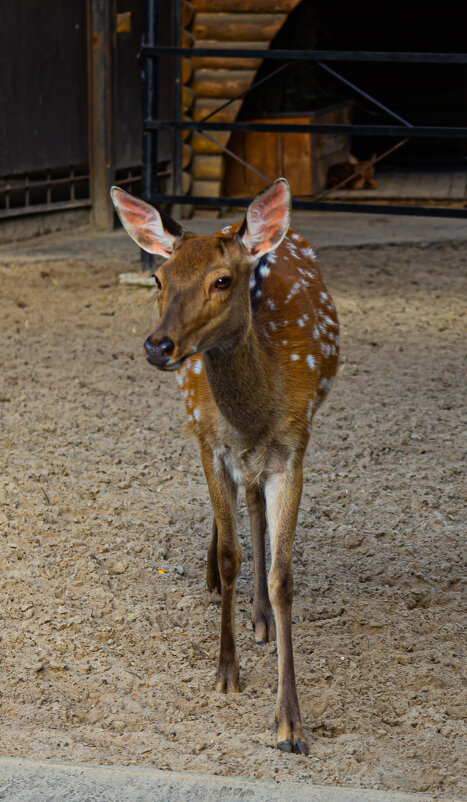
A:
87,0,116,230
199,61,290,125
148,194,467,219
145,120,467,138
0,174,90,194
317,62,413,127
195,130,275,185
0,199,91,220
141,47,467,64
171,0,182,215
141,0,160,269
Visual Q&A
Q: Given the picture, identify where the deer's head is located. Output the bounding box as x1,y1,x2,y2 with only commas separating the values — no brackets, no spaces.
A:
111,180,291,370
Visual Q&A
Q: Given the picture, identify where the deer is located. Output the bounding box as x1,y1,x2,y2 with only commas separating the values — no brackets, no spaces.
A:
110,179,339,755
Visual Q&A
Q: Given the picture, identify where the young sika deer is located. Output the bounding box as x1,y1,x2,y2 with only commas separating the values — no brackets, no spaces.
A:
111,179,339,755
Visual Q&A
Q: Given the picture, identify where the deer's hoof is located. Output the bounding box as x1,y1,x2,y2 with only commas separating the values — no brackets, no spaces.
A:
277,739,293,753
294,739,309,756
252,605,276,644
215,665,239,694
277,738,309,756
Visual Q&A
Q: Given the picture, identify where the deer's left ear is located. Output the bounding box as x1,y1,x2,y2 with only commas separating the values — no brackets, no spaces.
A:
110,186,183,257
238,178,291,260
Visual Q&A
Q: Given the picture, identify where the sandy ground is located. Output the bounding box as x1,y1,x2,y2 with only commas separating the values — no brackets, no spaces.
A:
0,234,465,797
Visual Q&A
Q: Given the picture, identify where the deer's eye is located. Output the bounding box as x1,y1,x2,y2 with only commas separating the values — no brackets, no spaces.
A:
212,276,232,291
152,273,162,290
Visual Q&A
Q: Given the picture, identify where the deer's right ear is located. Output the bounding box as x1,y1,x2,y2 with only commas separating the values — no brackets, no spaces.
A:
238,178,291,260
110,187,183,257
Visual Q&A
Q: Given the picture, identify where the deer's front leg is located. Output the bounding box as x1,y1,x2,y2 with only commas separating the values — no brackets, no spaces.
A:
265,461,308,755
201,447,240,693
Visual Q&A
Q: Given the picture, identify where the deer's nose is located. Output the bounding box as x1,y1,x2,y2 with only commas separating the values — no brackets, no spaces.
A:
144,336,174,368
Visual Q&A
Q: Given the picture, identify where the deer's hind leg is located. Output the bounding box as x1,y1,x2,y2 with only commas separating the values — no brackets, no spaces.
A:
206,517,221,594
246,483,275,644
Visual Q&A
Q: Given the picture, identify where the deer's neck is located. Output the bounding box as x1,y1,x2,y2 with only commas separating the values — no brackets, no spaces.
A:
204,327,275,441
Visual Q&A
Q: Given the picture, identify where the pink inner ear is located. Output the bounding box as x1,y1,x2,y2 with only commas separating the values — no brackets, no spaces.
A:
245,179,290,257
111,188,174,257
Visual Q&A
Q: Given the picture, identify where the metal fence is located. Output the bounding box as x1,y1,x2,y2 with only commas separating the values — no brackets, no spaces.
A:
140,2,467,223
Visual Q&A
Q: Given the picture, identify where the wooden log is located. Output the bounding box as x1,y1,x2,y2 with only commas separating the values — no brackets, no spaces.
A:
182,143,193,169
182,29,195,48
193,12,286,41
181,0,194,27
192,179,223,197
191,39,266,70
182,115,192,141
192,69,256,98
182,170,192,195
192,154,225,181
182,85,195,114
193,97,242,122
192,0,300,10
181,57,194,85
191,130,231,154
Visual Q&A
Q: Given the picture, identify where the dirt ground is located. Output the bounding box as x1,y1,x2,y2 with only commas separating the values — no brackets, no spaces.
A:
0,233,465,797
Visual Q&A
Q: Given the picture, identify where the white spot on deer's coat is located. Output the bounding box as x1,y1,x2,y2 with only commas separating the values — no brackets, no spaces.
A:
297,317,305,327
320,291,329,302
267,251,277,264
193,408,200,421
321,342,331,358
306,355,316,370
302,246,316,260
290,354,300,361
319,378,329,389
281,339,288,345
313,326,319,339
267,299,275,310
285,282,301,303
268,321,276,331
259,264,270,278
249,274,256,289
192,359,202,374
292,233,301,241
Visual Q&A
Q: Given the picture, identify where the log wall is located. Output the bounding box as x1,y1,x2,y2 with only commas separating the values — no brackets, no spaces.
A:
182,0,302,208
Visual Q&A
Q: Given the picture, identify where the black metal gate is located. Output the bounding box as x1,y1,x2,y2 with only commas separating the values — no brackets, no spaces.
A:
140,1,467,221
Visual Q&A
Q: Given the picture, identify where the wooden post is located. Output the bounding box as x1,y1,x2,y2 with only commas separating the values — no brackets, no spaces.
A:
87,0,115,230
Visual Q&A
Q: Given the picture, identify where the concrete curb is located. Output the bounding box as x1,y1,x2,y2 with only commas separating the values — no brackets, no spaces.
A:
0,758,459,802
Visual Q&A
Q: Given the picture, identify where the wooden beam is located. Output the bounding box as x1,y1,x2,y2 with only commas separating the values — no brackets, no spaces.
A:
193,12,286,41
192,69,256,98
87,0,115,231
192,0,300,11
191,39,266,69
193,97,242,121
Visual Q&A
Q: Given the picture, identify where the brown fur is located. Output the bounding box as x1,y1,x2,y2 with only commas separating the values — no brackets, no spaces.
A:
111,181,339,755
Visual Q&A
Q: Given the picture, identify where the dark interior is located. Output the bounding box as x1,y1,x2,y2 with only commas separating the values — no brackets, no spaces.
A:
240,0,467,167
